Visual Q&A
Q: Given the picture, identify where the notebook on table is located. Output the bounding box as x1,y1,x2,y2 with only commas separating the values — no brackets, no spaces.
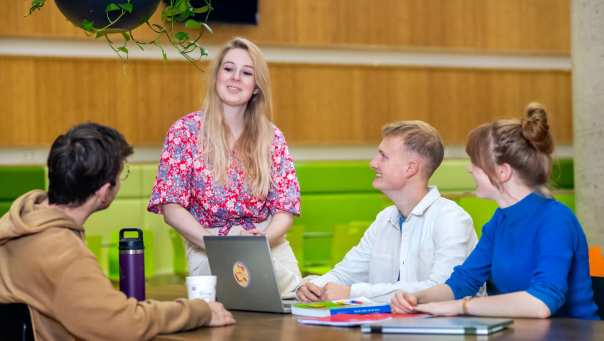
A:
361,317,513,335
204,235,296,314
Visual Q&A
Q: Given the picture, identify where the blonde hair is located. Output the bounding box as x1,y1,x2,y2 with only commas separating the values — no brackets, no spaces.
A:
200,37,274,198
382,120,444,178
465,102,554,194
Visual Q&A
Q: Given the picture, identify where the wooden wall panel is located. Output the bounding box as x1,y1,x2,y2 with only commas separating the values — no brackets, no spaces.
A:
0,57,571,147
0,57,206,146
271,65,572,145
2,0,570,54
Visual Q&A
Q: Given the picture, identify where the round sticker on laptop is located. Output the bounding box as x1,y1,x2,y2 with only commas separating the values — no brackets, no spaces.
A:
232,261,250,288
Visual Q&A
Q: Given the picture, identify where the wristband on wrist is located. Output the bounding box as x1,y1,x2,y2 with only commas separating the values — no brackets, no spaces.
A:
461,296,473,315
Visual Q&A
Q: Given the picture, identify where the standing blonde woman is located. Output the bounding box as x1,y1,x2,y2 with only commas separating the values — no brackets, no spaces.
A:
148,37,301,296
390,103,599,320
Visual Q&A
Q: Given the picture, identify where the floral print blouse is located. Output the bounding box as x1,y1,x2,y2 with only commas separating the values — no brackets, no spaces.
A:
148,112,301,235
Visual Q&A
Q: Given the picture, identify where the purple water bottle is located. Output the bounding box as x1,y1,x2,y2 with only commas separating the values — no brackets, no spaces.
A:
119,228,146,301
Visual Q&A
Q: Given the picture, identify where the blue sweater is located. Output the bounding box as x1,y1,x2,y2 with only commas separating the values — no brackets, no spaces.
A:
446,192,599,320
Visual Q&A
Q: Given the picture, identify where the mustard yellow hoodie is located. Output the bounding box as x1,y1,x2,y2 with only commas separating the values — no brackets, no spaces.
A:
0,190,211,340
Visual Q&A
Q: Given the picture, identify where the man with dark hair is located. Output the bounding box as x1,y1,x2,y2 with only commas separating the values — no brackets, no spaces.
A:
297,120,477,303
0,123,234,340
46,122,134,206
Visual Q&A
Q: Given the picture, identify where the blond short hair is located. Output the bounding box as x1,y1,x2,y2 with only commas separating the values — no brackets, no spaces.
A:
382,120,444,178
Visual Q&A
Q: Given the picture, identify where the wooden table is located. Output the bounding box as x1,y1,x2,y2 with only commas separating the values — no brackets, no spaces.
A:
148,278,604,341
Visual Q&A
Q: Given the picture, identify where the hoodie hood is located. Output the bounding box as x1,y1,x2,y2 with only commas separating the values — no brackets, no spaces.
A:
0,190,82,246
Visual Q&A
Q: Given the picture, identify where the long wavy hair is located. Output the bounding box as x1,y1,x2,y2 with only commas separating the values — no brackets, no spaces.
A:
199,37,274,198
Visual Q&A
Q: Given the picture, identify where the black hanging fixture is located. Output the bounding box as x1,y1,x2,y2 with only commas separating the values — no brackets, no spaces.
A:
54,0,161,31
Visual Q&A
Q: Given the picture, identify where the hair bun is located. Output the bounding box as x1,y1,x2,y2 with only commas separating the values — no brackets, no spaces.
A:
521,102,554,155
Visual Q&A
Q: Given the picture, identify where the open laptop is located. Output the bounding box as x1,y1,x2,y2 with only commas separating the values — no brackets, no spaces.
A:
361,317,513,335
204,235,297,313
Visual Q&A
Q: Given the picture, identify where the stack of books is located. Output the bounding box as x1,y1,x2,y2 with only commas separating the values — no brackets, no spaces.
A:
292,297,427,327
291,297,391,318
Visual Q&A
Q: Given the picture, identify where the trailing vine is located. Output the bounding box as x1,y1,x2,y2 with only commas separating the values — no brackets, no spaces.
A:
28,0,213,69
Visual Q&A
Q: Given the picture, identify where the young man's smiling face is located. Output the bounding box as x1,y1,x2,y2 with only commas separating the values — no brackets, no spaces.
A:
370,135,419,194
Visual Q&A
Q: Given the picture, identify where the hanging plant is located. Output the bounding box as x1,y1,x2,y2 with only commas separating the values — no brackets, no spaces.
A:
27,0,213,68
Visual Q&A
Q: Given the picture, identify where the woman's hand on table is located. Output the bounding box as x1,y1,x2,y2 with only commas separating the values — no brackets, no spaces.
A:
391,292,419,313
413,300,463,316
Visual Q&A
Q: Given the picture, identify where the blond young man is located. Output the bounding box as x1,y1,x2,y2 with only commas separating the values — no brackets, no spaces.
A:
297,121,477,303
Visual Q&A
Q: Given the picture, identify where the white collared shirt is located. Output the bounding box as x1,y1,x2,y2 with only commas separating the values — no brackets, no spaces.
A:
310,186,477,302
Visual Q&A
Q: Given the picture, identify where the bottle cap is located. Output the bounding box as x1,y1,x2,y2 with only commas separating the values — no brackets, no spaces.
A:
119,227,144,250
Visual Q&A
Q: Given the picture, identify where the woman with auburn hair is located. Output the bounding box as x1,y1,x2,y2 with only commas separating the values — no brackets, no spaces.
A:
390,103,599,319
148,37,301,295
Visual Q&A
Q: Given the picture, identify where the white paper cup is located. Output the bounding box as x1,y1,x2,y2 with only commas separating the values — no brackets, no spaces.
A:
186,275,217,302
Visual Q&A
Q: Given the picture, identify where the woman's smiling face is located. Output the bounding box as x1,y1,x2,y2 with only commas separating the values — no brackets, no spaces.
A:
215,48,257,109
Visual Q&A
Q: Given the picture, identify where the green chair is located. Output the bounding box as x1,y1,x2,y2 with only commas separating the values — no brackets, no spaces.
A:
84,199,145,240
553,191,575,212
301,230,333,275
85,234,104,271
115,163,144,199
169,229,188,277
84,197,145,279
0,166,46,199
107,239,120,281
303,264,331,276
286,224,304,265
0,202,11,218
142,229,155,279
297,193,390,270
457,196,498,238
141,163,160,197
0,165,46,216
330,221,370,266
304,221,371,276
143,210,181,276
430,159,474,192
295,161,389,273
86,240,107,277
550,158,574,190
296,161,376,193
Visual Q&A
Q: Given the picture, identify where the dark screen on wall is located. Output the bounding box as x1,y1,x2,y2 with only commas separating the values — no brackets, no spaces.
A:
163,0,259,25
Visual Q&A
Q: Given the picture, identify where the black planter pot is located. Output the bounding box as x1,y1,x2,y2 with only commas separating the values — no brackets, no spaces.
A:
55,0,161,31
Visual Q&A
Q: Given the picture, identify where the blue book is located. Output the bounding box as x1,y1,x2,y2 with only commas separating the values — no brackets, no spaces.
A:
291,297,391,317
